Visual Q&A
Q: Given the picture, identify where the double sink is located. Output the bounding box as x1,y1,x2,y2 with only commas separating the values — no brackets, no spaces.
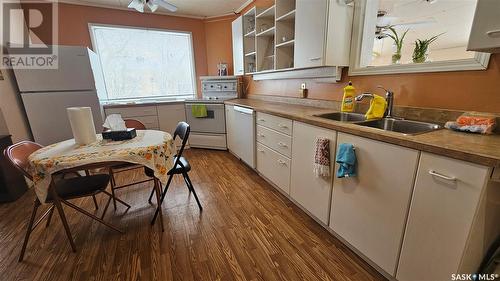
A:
314,112,441,135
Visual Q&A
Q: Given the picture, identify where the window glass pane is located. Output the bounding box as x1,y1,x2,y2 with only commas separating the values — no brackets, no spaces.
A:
368,0,477,67
91,25,196,101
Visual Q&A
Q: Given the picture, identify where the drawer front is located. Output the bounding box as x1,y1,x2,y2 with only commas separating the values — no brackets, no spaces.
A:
189,133,227,150
129,115,159,129
105,106,158,118
257,143,291,195
256,112,293,135
256,125,292,158
397,152,490,281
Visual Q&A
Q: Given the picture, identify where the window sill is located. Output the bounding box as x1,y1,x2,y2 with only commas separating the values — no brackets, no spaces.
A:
101,97,191,109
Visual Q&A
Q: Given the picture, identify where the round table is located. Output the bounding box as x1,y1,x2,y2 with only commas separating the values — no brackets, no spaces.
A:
28,130,175,203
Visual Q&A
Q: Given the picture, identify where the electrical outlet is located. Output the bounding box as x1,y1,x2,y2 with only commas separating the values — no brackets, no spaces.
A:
299,83,308,98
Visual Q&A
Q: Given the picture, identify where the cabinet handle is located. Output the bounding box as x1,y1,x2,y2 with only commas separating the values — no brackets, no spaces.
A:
258,149,265,153
278,142,288,147
278,124,288,129
429,170,456,181
258,118,265,122
309,57,322,61
277,159,287,165
258,133,265,137
486,30,500,38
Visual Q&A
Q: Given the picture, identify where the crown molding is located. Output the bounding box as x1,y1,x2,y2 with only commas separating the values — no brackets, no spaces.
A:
56,0,207,19
235,0,253,13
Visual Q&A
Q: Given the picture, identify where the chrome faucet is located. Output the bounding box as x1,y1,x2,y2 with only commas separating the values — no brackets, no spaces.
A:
355,86,395,118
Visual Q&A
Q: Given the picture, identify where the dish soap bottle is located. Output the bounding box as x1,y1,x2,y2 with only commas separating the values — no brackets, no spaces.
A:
341,81,356,112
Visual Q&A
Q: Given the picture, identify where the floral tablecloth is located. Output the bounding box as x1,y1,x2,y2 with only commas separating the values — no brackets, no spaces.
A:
29,130,175,203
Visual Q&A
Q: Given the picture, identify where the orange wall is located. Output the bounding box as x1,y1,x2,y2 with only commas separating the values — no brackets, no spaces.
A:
236,1,500,113
43,3,209,95
204,15,238,76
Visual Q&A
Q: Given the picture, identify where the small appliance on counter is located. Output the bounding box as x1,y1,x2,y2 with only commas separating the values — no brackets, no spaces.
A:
185,76,240,150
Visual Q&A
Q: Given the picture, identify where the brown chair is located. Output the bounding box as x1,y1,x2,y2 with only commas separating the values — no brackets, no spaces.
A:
107,119,154,211
150,122,202,230
4,141,123,262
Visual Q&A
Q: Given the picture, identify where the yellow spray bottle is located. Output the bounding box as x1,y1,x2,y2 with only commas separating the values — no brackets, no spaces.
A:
341,81,355,112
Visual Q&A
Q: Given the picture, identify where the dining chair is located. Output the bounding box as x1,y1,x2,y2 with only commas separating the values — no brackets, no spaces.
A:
4,141,123,262
150,122,202,230
107,119,155,210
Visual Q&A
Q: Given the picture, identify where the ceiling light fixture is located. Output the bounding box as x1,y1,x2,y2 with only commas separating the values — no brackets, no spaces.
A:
128,0,178,13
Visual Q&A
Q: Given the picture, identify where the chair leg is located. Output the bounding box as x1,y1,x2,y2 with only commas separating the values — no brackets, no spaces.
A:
151,173,174,225
100,192,113,220
18,199,40,262
45,205,55,228
182,174,192,193
61,199,124,234
109,169,118,211
92,195,99,210
183,172,202,211
153,179,165,232
147,187,155,204
52,193,77,253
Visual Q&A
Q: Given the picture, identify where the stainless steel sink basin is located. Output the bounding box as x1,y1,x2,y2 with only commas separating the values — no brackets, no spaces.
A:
356,118,441,135
314,112,367,122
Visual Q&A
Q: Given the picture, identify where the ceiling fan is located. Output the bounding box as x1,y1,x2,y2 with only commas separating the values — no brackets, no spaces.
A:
128,0,178,13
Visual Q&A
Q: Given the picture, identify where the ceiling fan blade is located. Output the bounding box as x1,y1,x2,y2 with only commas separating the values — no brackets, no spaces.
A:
147,2,159,12
128,0,145,12
152,0,178,12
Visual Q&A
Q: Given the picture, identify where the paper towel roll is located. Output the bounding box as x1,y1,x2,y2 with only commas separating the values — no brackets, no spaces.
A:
67,107,97,145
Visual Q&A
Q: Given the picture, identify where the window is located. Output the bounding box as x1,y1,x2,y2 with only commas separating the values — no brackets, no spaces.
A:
90,24,196,101
349,0,490,76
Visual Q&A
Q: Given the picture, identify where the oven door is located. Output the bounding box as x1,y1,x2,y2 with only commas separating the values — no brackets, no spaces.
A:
185,103,226,134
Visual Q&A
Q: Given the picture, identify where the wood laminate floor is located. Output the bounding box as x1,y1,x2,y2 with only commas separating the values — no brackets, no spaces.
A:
0,149,386,281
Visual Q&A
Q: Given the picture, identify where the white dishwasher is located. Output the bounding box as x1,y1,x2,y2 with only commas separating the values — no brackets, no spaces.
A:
233,106,255,168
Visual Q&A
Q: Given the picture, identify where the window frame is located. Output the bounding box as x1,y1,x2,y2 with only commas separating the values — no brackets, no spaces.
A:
348,0,491,76
88,23,198,101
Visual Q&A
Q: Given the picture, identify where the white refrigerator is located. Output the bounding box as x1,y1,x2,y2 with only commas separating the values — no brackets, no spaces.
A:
12,46,106,145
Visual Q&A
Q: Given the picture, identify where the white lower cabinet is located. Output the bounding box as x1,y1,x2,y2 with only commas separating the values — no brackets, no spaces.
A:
257,143,291,194
290,122,336,224
157,103,187,147
396,153,491,281
329,133,419,276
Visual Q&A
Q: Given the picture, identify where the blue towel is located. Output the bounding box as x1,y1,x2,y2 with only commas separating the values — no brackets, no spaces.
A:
336,143,356,178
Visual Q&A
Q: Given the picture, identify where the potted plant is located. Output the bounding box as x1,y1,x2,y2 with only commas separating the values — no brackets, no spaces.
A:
412,33,443,63
384,26,409,64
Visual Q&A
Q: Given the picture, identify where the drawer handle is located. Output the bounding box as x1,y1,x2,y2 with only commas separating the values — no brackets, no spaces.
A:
486,30,500,38
278,124,288,129
258,133,265,137
277,159,287,165
278,142,288,147
258,149,265,153
258,118,266,122
310,57,322,61
429,170,456,181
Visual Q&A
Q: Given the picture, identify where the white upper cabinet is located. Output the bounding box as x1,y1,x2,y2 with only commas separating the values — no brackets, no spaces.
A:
232,16,245,75
294,0,329,68
397,153,491,281
294,0,353,69
468,0,500,53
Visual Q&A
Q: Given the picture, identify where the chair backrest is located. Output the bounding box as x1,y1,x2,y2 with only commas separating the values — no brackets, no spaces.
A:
172,122,190,165
124,119,146,130
3,141,43,180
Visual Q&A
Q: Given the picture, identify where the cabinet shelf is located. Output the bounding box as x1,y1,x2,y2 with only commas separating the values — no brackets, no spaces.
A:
276,9,295,21
256,5,275,19
276,39,295,48
256,26,275,37
244,30,256,37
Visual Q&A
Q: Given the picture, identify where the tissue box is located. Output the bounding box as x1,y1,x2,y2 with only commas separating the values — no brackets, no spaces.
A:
102,128,137,141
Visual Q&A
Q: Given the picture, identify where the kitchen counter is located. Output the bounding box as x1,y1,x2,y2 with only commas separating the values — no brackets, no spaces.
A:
225,99,500,168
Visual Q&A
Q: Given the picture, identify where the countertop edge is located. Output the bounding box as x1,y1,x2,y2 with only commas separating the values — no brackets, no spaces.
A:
225,100,500,168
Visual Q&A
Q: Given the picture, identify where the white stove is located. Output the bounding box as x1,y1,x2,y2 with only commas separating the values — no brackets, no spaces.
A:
185,76,240,150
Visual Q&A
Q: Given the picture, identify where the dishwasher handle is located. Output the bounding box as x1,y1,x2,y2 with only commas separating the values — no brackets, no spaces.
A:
234,106,254,115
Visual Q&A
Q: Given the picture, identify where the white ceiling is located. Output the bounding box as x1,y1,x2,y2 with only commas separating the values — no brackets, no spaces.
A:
62,0,249,18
